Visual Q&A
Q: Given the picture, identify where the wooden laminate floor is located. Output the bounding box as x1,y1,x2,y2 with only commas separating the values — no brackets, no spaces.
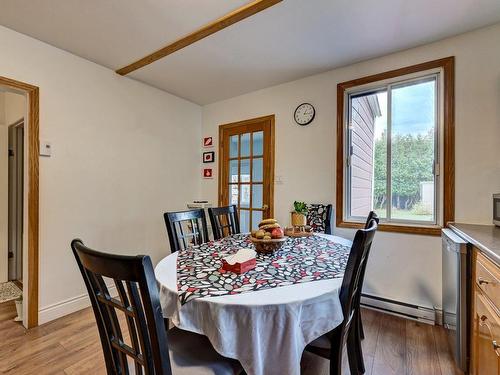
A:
0,307,462,375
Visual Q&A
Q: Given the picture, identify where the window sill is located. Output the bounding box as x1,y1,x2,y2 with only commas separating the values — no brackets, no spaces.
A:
336,220,442,236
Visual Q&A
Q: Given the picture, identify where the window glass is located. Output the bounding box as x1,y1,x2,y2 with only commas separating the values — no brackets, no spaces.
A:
253,131,264,156
229,160,238,183
253,158,263,182
391,79,436,222
252,184,263,208
347,75,437,224
229,135,238,158
240,159,250,183
251,210,263,230
241,133,251,157
240,210,250,233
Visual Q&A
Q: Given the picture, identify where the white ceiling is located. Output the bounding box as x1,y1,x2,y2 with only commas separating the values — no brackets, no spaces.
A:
1,0,500,104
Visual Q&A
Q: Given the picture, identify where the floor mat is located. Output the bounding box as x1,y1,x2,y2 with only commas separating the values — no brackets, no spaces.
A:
0,282,22,303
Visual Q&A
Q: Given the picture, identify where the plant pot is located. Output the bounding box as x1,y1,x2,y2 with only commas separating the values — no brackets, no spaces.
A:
291,212,307,227
15,299,23,322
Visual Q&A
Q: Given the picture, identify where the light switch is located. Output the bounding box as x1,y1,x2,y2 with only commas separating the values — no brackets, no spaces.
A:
40,141,52,157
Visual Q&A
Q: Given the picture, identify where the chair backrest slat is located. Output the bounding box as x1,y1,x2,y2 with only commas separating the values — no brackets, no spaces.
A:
208,205,241,240
115,279,143,374
164,209,209,252
71,239,173,375
126,281,150,375
90,271,129,372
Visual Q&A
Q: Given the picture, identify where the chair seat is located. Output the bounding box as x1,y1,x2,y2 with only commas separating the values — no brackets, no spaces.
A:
305,333,334,360
308,334,331,350
167,327,242,375
301,351,331,375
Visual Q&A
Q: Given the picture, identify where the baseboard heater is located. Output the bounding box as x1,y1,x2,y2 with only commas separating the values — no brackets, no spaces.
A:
360,293,442,325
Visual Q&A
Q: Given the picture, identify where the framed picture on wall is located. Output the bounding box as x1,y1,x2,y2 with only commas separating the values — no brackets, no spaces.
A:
203,151,215,163
203,168,213,179
203,136,213,148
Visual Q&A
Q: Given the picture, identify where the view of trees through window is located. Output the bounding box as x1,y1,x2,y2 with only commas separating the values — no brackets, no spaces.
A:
348,76,437,223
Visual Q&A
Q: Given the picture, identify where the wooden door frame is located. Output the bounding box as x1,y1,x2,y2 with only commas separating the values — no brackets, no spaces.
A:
218,115,275,218
1,76,39,328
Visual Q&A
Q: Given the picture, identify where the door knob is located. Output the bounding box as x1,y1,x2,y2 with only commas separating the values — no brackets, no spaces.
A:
262,204,269,210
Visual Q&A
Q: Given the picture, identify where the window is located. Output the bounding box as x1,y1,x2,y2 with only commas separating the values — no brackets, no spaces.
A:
336,58,455,235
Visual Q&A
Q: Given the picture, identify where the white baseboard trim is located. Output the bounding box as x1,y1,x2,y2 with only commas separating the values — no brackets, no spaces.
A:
38,285,117,325
361,293,442,325
38,289,441,326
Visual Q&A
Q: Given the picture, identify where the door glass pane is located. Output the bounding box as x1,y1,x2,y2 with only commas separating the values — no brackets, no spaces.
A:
252,210,263,230
230,184,238,205
241,133,251,157
229,135,239,158
252,184,263,208
240,210,250,233
240,159,250,182
253,131,263,156
253,158,263,182
229,160,238,183
390,78,436,222
240,185,250,208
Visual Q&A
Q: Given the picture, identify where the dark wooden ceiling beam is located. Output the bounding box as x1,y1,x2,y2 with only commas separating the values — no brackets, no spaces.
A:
115,0,282,76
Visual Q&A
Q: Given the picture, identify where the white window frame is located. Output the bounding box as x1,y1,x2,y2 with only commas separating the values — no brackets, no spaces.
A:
343,68,444,227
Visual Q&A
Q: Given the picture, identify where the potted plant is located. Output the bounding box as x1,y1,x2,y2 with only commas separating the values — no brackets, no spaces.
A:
291,201,308,227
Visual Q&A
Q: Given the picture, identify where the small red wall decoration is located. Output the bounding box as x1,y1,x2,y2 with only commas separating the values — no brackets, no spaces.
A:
203,168,213,178
203,151,215,163
203,136,213,147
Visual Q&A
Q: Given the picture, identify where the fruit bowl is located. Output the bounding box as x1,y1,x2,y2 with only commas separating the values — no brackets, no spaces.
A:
249,236,287,254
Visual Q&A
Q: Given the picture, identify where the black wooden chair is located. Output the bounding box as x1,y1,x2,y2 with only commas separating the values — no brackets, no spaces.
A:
71,239,242,375
303,218,378,375
163,209,209,253
208,205,240,240
305,204,333,234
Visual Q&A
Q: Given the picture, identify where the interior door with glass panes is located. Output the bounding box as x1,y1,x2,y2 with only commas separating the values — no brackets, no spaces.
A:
219,115,275,233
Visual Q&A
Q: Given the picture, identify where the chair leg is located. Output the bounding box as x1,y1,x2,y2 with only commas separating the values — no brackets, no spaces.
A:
349,321,365,374
328,328,343,375
358,308,365,340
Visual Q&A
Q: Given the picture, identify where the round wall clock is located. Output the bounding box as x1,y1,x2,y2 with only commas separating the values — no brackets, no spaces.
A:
294,103,315,126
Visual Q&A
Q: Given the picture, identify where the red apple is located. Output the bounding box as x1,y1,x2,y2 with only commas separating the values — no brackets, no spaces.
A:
271,227,284,239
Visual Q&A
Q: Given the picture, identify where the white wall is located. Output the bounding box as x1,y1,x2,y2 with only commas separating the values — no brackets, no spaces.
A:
0,25,202,323
0,91,26,283
202,23,500,309
3,91,26,124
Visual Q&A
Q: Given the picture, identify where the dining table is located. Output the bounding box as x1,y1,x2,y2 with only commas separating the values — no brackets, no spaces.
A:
154,232,353,375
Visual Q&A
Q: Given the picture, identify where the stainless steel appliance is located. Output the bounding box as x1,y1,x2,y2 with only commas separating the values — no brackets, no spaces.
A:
494,193,500,226
442,229,470,372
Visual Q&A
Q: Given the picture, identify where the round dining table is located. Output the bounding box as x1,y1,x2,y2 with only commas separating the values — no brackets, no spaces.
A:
154,233,352,375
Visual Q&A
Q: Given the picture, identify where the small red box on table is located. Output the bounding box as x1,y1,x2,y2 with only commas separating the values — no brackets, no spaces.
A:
220,248,257,274
221,258,256,274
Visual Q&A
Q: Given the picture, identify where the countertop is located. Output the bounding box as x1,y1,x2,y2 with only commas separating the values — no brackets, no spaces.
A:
449,223,500,265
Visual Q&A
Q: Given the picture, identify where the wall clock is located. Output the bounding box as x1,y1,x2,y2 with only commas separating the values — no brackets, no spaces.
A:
294,103,315,126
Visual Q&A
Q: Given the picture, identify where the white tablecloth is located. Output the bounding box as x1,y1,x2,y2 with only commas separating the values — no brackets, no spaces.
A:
154,234,352,375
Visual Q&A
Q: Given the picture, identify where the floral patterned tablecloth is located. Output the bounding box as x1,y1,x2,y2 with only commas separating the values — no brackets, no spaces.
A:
176,233,350,304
